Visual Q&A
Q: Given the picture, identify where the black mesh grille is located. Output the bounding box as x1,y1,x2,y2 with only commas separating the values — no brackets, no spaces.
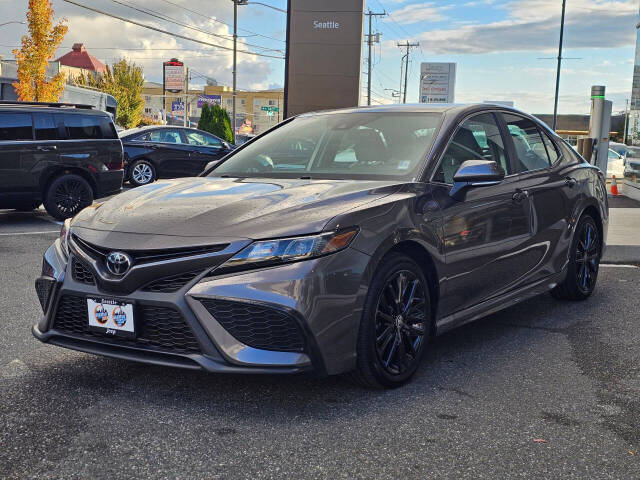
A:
35,277,56,311
198,298,305,352
142,270,202,293
53,295,201,354
72,258,95,285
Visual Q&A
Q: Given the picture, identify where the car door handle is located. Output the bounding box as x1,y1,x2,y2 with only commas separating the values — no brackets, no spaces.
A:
36,145,57,151
512,190,529,203
565,177,577,188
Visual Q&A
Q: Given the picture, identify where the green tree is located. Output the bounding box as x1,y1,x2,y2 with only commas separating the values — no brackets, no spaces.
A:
198,103,211,132
197,103,233,143
75,59,144,128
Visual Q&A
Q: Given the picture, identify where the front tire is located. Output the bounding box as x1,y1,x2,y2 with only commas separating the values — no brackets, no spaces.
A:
129,159,156,187
552,214,601,300
43,174,94,221
353,253,431,388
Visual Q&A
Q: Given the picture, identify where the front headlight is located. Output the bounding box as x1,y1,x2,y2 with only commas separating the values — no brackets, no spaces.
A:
59,218,71,256
215,228,359,274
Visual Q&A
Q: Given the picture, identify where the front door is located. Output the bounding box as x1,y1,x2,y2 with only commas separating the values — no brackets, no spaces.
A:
430,112,533,317
183,130,228,174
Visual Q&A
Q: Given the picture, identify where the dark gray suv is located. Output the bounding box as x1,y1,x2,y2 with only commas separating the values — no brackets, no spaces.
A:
0,102,123,219
33,104,608,388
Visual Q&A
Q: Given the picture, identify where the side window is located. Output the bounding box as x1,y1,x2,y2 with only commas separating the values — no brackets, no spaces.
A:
133,132,151,142
185,131,222,147
58,114,104,140
34,113,58,140
541,133,560,164
99,117,118,139
149,129,183,144
0,113,33,141
433,113,508,185
503,114,551,173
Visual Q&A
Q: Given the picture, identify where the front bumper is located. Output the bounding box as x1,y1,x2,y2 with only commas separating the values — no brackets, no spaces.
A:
33,238,371,376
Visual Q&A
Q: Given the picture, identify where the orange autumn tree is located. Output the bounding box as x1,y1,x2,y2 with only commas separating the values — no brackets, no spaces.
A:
13,0,68,102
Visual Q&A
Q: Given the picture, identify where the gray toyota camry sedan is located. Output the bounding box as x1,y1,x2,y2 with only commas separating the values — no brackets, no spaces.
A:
33,104,608,388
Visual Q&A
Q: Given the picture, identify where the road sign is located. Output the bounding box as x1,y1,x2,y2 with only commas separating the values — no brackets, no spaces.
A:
261,106,279,112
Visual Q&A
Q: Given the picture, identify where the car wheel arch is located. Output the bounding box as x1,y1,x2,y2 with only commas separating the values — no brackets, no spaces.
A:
364,238,440,336
42,168,97,197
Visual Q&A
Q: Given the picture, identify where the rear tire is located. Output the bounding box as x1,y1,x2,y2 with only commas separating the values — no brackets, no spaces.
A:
552,214,601,300
129,159,155,187
352,253,432,389
43,174,94,221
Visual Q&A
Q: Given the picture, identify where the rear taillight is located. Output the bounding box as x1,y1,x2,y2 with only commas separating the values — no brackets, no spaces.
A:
106,152,124,170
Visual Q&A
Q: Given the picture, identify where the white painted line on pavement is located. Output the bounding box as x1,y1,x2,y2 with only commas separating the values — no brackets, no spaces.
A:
600,264,639,268
0,230,59,236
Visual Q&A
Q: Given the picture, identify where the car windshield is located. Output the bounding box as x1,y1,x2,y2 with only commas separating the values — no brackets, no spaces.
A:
209,112,442,180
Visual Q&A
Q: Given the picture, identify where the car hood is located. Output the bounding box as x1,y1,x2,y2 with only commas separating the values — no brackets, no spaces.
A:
73,176,402,240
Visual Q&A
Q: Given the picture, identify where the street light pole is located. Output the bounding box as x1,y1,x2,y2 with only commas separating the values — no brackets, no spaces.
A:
552,0,567,131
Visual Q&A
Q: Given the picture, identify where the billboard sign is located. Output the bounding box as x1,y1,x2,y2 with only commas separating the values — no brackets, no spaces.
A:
285,0,365,118
197,94,221,108
171,101,185,116
419,62,456,104
164,59,184,93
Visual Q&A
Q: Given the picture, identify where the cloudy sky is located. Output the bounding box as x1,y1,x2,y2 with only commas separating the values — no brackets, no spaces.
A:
0,0,638,114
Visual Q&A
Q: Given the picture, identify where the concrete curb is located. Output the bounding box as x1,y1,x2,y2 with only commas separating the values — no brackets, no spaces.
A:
602,245,640,264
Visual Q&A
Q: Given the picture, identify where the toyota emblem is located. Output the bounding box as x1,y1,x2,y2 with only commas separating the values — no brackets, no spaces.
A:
106,251,132,276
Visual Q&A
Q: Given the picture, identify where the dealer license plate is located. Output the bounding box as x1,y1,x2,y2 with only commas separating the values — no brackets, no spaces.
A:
87,298,135,337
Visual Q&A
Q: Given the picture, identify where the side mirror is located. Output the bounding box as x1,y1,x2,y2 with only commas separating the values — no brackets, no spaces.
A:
450,160,505,200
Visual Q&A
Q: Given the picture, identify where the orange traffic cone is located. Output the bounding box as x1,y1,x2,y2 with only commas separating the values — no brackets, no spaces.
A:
611,175,619,196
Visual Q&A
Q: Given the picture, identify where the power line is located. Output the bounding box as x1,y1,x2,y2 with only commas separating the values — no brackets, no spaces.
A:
157,0,286,44
62,0,284,60
108,0,284,54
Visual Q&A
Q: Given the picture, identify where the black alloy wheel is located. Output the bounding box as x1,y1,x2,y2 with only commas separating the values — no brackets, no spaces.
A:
354,253,431,388
552,214,601,300
43,174,94,221
575,219,600,294
375,270,427,376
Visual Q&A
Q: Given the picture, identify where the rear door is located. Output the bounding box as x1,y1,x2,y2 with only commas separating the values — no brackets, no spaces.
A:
145,128,193,178
498,113,571,285
183,130,228,174
430,112,533,316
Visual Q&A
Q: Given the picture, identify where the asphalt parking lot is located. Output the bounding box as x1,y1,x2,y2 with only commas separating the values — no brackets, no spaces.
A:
1,208,638,479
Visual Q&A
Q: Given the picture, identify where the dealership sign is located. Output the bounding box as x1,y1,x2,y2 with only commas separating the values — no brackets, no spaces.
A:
164,59,185,93
419,62,456,104
197,95,222,108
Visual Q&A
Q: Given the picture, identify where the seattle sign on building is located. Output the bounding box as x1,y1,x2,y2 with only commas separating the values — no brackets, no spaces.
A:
419,62,456,104
284,0,365,117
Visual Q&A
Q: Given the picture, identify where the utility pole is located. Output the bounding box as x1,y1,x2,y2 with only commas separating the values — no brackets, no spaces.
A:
397,41,419,103
184,67,189,127
552,0,567,131
624,98,630,145
365,10,385,106
232,0,238,142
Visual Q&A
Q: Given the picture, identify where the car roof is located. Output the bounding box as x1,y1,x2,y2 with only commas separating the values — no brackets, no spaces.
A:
0,103,109,116
297,102,534,120
120,125,222,139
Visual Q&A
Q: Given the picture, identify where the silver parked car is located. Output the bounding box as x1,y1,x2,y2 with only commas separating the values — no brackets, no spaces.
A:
33,104,608,388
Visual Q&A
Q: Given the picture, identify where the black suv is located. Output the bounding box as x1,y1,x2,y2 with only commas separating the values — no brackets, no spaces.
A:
0,102,124,220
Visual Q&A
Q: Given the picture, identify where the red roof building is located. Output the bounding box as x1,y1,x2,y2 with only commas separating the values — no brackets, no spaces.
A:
56,43,106,73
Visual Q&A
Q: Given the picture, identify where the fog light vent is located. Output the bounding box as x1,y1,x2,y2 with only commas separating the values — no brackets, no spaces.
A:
35,277,56,312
